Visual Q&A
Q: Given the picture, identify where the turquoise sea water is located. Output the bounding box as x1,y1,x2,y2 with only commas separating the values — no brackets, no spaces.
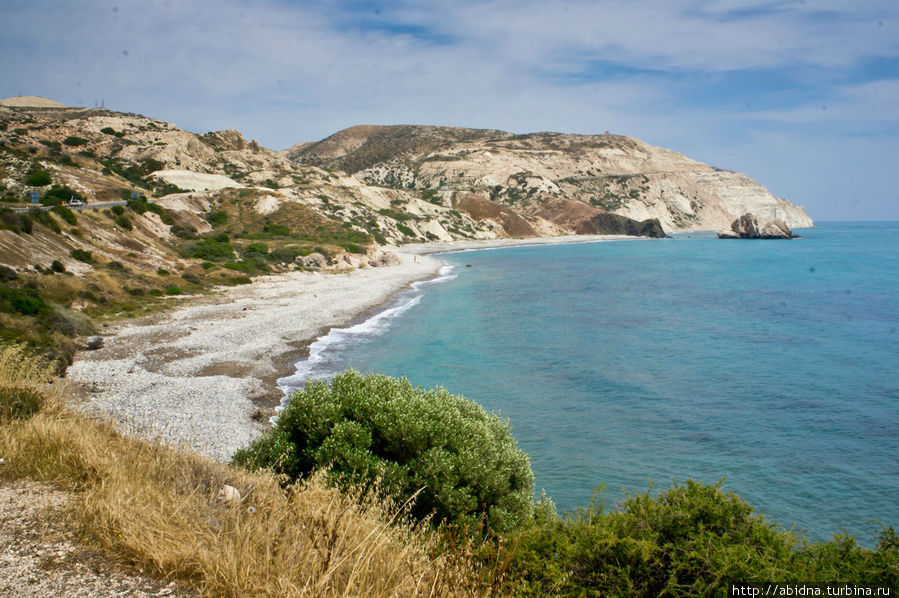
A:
280,222,899,542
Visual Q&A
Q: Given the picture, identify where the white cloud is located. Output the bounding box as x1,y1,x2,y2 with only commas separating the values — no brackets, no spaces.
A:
1,0,898,218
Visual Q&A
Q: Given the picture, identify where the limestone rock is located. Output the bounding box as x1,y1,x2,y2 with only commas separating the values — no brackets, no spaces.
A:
296,252,328,269
218,485,241,503
719,213,797,239
368,251,401,267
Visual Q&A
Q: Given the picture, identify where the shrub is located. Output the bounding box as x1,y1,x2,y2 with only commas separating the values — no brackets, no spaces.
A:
183,239,234,261
50,260,65,273
180,272,200,284
397,223,415,237
233,371,535,533
0,286,49,316
100,127,117,135
243,242,268,256
497,480,899,597
50,205,77,225
70,248,93,263
149,289,163,297
0,386,44,422
164,285,182,295
170,225,197,239
262,223,290,236
63,136,88,147
106,261,127,272
115,214,133,230
207,210,228,226
127,197,174,223
111,205,125,216
25,170,51,186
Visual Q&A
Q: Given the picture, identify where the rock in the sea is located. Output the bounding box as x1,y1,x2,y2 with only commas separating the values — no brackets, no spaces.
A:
718,213,797,239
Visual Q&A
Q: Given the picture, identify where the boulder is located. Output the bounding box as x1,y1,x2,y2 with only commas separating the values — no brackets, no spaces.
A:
761,219,795,239
368,251,401,267
719,213,797,239
218,485,241,503
295,252,328,269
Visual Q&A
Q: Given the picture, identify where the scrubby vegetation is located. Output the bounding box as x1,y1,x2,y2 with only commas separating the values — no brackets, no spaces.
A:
234,371,536,534
25,170,51,186
0,345,479,597
1,344,897,596
235,373,898,596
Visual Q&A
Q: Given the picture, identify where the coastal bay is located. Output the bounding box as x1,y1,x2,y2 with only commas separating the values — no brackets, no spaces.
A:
67,234,627,461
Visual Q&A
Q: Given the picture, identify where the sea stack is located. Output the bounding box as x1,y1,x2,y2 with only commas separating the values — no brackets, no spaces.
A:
718,213,799,239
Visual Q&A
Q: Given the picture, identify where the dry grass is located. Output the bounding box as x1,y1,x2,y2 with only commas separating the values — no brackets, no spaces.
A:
0,344,486,597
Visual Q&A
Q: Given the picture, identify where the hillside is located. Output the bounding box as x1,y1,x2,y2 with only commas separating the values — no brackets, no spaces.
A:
0,101,811,365
291,125,813,232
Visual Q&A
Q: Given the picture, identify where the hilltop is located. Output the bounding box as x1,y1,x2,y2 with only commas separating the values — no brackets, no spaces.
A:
290,124,813,233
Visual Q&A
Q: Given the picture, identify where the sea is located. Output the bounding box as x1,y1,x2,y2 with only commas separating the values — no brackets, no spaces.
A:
279,222,899,543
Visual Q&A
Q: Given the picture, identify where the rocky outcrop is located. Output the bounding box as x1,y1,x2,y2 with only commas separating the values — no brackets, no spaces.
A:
452,192,537,238
296,252,329,269
577,213,668,238
536,199,667,238
718,214,798,239
288,125,814,233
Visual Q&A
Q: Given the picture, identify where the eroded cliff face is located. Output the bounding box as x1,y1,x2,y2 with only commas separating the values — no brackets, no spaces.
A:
292,127,813,232
1,102,811,261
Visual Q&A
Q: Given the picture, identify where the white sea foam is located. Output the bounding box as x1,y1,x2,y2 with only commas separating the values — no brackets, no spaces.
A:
274,264,457,415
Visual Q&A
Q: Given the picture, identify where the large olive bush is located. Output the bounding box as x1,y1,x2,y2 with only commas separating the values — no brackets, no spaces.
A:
234,371,534,532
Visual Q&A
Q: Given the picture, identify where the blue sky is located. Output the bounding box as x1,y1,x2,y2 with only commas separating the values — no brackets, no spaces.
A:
1,0,897,220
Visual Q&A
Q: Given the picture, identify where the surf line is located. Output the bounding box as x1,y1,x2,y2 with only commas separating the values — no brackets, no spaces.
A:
274,264,458,416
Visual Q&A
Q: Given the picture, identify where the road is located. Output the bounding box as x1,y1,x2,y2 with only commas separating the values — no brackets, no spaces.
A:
8,200,135,213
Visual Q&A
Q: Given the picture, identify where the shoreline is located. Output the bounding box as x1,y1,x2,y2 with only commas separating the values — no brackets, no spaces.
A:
67,234,632,461
67,251,444,461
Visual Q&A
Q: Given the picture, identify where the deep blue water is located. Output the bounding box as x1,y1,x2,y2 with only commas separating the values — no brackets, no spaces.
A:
280,222,899,543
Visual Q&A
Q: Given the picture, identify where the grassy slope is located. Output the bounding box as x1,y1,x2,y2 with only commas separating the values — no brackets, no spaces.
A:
0,345,482,597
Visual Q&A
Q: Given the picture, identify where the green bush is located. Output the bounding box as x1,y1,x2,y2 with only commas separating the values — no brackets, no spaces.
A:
233,371,535,533
498,480,899,597
207,211,228,226
63,136,88,147
243,242,268,256
182,239,234,261
111,205,125,216
100,127,117,135
70,248,93,263
50,260,65,273
0,386,44,422
164,285,182,295
115,214,133,230
0,286,50,316
25,170,51,186
223,257,270,274
261,223,290,236
50,205,77,225
156,268,169,276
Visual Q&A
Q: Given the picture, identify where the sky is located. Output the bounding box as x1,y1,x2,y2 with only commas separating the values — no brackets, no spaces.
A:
1,0,897,221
